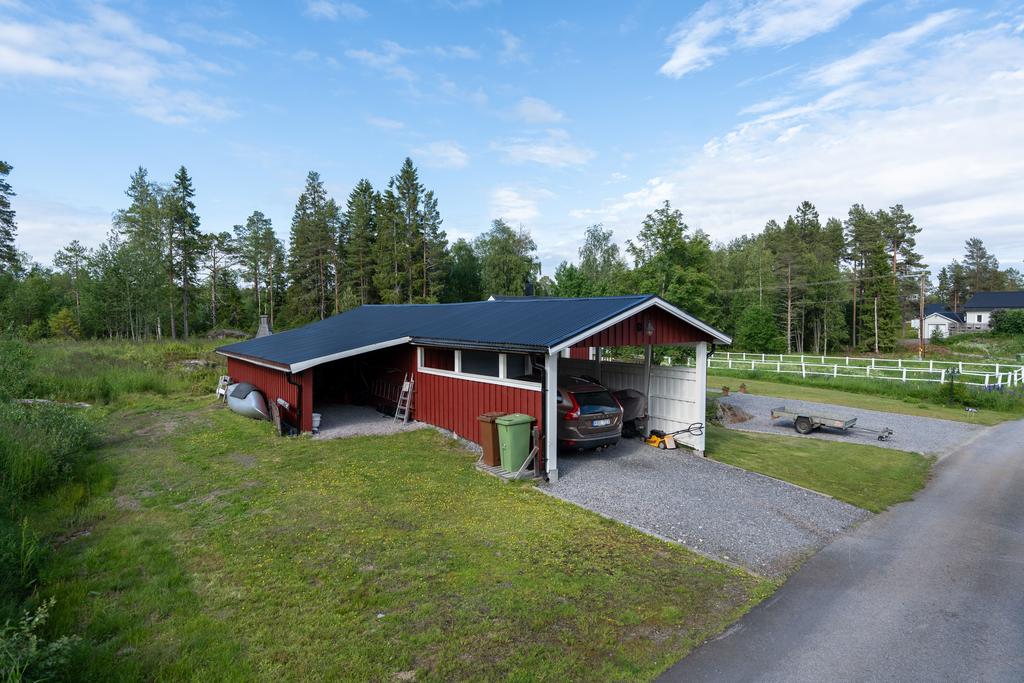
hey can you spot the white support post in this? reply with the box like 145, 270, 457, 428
544, 351, 559, 483
644, 344, 653, 406
694, 342, 708, 456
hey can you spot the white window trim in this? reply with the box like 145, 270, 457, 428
416, 347, 542, 392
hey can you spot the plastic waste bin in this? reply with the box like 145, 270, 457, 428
477, 412, 508, 467
496, 413, 535, 472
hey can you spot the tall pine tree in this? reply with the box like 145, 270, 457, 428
0, 161, 17, 272
286, 171, 337, 322
344, 179, 377, 305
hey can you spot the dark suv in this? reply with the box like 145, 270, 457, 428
557, 377, 623, 450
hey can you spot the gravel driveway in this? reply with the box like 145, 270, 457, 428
717, 393, 985, 455
544, 441, 868, 577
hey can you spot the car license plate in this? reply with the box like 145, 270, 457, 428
592, 418, 611, 427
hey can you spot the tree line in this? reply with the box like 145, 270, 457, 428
0, 158, 1020, 352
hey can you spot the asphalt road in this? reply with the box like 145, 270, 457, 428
660, 418, 1024, 683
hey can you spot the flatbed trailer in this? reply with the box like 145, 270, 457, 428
770, 406, 894, 441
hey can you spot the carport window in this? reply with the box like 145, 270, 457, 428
460, 350, 500, 377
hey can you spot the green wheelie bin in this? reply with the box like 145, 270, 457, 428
495, 413, 535, 471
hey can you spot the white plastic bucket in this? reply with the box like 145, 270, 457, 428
311, 412, 322, 433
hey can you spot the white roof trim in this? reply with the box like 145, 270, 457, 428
549, 297, 731, 354
288, 337, 412, 373
217, 350, 290, 372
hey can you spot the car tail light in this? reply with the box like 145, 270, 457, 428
564, 393, 580, 420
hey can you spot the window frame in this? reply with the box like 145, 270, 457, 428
416, 346, 542, 392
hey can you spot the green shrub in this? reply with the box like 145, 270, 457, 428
991, 309, 1024, 336
0, 403, 97, 500
0, 598, 79, 683
0, 341, 32, 402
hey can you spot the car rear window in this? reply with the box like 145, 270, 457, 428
575, 390, 618, 415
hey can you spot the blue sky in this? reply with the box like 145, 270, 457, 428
2, 0, 1023, 275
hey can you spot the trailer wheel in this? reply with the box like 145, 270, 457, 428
658, 440, 667, 449
794, 416, 814, 434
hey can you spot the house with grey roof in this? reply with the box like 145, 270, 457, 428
963, 291, 1024, 330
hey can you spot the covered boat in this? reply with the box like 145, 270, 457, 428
226, 382, 270, 420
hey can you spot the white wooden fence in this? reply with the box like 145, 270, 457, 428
561, 358, 705, 452
697, 351, 1024, 388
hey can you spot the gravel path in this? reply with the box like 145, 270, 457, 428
544, 442, 869, 577
312, 404, 427, 440
717, 393, 986, 455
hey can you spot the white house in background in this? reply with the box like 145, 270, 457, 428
909, 303, 964, 339
963, 291, 1024, 331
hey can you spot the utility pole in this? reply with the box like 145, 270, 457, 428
786, 265, 793, 354
851, 264, 858, 349
919, 273, 926, 359
874, 296, 880, 354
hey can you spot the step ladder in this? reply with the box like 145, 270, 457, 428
394, 374, 414, 424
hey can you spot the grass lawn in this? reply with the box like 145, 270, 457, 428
708, 374, 1015, 426
33, 397, 772, 682
706, 425, 933, 513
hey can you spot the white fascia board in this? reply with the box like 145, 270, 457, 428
288, 337, 412, 373
549, 297, 731, 353
417, 366, 543, 392
216, 351, 290, 372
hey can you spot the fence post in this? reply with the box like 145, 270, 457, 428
898, 359, 902, 369
802, 363, 806, 378
871, 358, 876, 368
728, 358, 733, 369
996, 363, 1000, 375
985, 374, 990, 387
866, 366, 871, 377
959, 361, 963, 373
761, 353, 765, 362
929, 360, 934, 371
846, 356, 849, 366
833, 364, 838, 377
751, 361, 755, 371
777, 362, 781, 372
902, 368, 907, 382
940, 369, 946, 383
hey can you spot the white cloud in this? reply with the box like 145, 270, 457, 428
809, 9, 962, 86
428, 44, 479, 59
492, 129, 594, 166
367, 116, 405, 130
304, 1, 368, 21
0, 5, 234, 124
661, 0, 867, 78
412, 140, 470, 168
585, 22, 1024, 266
490, 187, 554, 223
15, 196, 110, 265
345, 41, 415, 81
497, 29, 527, 63
514, 96, 564, 123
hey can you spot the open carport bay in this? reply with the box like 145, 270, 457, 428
543, 440, 869, 578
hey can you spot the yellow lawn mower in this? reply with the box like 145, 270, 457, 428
645, 422, 705, 449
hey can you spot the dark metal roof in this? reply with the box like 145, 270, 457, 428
964, 291, 1024, 310
218, 295, 728, 372
923, 303, 964, 323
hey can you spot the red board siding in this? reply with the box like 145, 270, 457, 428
226, 358, 314, 432
572, 306, 712, 348
413, 371, 544, 445
568, 347, 591, 360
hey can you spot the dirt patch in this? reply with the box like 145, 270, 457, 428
231, 453, 257, 467
53, 526, 93, 549
717, 401, 753, 424
116, 494, 141, 511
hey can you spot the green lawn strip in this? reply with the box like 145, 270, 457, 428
706, 425, 932, 513
708, 374, 1014, 426
40, 400, 773, 682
